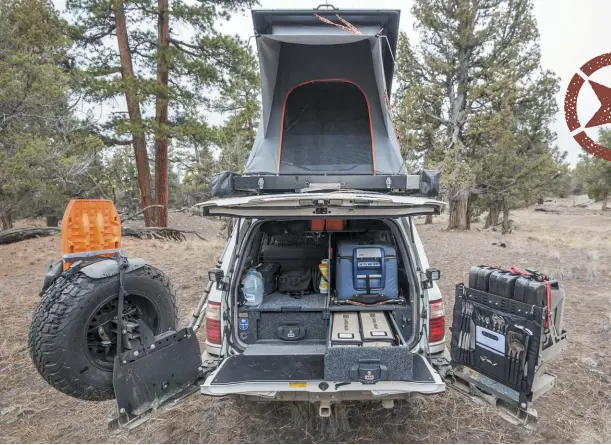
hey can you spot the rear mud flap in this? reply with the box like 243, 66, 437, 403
110, 328, 203, 429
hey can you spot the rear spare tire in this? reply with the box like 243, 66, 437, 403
28, 264, 177, 401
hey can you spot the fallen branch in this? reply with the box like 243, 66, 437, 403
121, 227, 206, 241
171, 229, 206, 241
534, 207, 561, 213
120, 205, 165, 223
169, 206, 201, 215
121, 227, 185, 241
0, 225, 205, 245
0, 227, 60, 244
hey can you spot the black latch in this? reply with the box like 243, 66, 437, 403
208, 269, 225, 290
422, 268, 441, 289
276, 324, 306, 341
349, 359, 388, 384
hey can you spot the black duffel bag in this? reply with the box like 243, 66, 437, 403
277, 268, 313, 297
209, 171, 235, 197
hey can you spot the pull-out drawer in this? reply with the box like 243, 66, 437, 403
238, 310, 327, 344
325, 311, 413, 383
324, 346, 415, 382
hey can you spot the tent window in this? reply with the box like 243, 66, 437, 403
279, 81, 374, 174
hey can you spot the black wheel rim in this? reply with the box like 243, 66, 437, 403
84, 293, 160, 372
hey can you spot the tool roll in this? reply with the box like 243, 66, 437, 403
451, 297, 543, 394
452, 265, 566, 398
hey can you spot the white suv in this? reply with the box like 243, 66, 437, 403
195, 191, 566, 424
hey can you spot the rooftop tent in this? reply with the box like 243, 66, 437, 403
245, 8, 406, 176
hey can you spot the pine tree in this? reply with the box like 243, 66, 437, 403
0, 0, 101, 229
67, 0, 256, 226
213, 44, 260, 173
394, 0, 549, 230
577, 130, 611, 210
474, 59, 561, 232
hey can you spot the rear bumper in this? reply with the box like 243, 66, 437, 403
201, 379, 445, 399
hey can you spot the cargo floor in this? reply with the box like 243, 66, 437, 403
211, 355, 325, 384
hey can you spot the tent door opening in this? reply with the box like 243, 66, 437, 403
279, 80, 374, 174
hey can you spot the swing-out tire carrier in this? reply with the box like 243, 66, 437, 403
110, 327, 203, 429
445, 367, 555, 426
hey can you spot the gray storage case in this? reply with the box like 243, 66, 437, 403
331, 312, 362, 346
359, 312, 394, 347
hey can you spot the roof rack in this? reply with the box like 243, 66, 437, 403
210, 170, 440, 198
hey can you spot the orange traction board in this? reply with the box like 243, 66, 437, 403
61, 199, 121, 269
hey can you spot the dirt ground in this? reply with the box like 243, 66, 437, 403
1, 206, 610, 443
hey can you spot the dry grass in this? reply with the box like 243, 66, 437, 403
1, 209, 611, 443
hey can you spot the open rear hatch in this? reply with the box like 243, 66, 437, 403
200, 192, 444, 218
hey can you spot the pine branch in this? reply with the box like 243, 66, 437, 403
80, 25, 116, 44
422, 109, 452, 126
169, 39, 199, 58
97, 134, 132, 146
168, 38, 235, 72
168, 37, 199, 51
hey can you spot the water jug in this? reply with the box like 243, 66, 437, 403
242, 268, 264, 306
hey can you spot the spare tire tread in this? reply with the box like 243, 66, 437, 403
29, 265, 177, 401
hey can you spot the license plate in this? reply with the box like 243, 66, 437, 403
288, 382, 307, 389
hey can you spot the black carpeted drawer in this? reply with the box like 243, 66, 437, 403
237, 310, 328, 344
324, 346, 414, 382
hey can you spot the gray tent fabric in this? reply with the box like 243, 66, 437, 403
280, 81, 373, 174
258, 38, 281, 134
245, 9, 406, 176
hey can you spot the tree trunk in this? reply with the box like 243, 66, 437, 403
447, 188, 470, 230
0, 227, 60, 244
0, 201, 12, 230
502, 200, 511, 234
114, 0, 154, 227
425, 215, 433, 224
602, 195, 609, 211
153, 0, 170, 227
484, 202, 501, 228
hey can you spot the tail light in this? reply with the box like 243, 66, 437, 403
205, 301, 222, 345
428, 300, 446, 343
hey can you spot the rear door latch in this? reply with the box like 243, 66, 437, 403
350, 359, 388, 384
